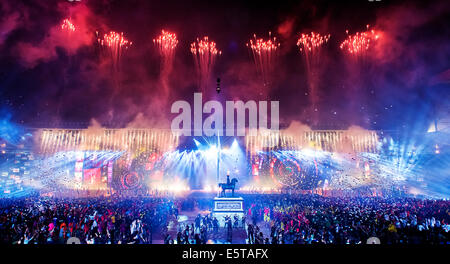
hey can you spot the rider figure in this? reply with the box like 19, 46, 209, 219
227, 175, 230, 185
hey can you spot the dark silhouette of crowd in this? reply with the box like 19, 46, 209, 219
243, 194, 450, 244
167, 214, 245, 244
0, 195, 178, 244
0, 193, 449, 244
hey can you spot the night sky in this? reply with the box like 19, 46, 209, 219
0, 0, 449, 131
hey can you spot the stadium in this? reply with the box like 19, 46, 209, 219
0, 0, 449, 246
2, 122, 448, 198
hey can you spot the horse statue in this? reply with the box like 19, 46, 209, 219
218, 178, 238, 197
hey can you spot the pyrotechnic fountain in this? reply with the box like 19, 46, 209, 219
97, 31, 132, 73
297, 32, 331, 126
153, 30, 178, 98
190, 36, 221, 95
246, 32, 280, 97
339, 25, 380, 126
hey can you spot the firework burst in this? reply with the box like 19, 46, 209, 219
153, 30, 178, 61
297, 32, 331, 124
340, 25, 379, 57
190, 36, 221, 93
340, 25, 380, 125
60, 18, 75, 32
153, 30, 178, 97
97, 31, 132, 72
246, 32, 280, 88
297, 32, 330, 54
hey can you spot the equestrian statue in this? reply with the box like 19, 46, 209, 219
218, 174, 238, 197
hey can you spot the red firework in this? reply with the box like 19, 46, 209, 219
340, 25, 379, 56
97, 31, 132, 71
60, 18, 75, 32
190, 36, 221, 92
246, 32, 280, 86
297, 32, 330, 53
297, 32, 331, 123
153, 30, 178, 97
153, 30, 178, 59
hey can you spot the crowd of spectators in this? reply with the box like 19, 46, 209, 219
0, 195, 178, 244
0, 193, 448, 244
243, 194, 450, 244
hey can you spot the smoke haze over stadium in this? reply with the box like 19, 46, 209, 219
0, 0, 448, 132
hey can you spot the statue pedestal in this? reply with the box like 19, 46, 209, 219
212, 196, 245, 226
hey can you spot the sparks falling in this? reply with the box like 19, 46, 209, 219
245, 130, 379, 155
190, 36, 221, 93
246, 32, 280, 88
339, 25, 380, 125
39, 129, 179, 156
297, 32, 331, 124
97, 31, 132, 72
154, 30, 178, 97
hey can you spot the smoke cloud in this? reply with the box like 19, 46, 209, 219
0, 0, 447, 132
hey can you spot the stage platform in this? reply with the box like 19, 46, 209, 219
212, 196, 245, 224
